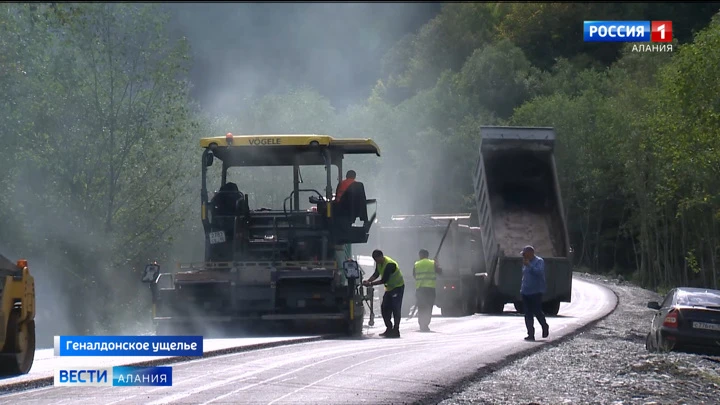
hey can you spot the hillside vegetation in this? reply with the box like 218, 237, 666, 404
1, 3, 718, 335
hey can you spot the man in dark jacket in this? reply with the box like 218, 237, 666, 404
335, 170, 356, 202
520, 245, 550, 341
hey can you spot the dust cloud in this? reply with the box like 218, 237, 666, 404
164, 2, 443, 256
164, 3, 441, 113
3, 166, 149, 348
145, 4, 443, 337
0, 3, 449, 345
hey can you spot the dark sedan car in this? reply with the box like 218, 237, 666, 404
645, 287, 720, 353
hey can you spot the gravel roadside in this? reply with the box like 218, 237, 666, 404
438, 273, 720, 405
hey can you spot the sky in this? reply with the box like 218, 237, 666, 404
164, 2, 441, 114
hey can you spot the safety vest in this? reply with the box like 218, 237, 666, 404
378, 256, 404, 291
336, 178, 355, 201
414, 258, 437, 289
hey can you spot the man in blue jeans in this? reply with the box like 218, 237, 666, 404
520, 245, 550, 341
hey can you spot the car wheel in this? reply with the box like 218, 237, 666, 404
645, 332, 653, 351
658, 335, 675, 352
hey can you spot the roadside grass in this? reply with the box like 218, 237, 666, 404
700, 369, 720, 386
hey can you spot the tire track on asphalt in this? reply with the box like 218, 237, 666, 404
139, 322, 517, 405
2, 278, 616, 405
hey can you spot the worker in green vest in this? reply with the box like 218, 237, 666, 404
363, 249, 405, 338
414, 249, 442, 332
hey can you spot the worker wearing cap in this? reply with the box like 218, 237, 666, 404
363, 249, 405, 338
413, 249, 442, 332
520, 245, 549, 341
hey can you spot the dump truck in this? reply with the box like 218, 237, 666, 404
375, 126, 572, 317
0, 254, 35, 375
142, 134, 380, 336
473, 126, 572, 315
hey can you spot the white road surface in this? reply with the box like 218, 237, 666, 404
0, 274, 617, 404
0, 337, 321, 387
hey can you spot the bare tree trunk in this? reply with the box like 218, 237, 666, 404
652, 220, 661, 288
663, 206, 671, 285
577, 202, 592, 268
628, 226, 638, 272
593, 199, 606, 271
639, 209, 650, 286
681, 213, 688, 285
701, 250, 707, 287
105, 10, 116, 234
613, 202, 626, 269
710, 209, 718, 289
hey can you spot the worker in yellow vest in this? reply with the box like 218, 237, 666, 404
363, 249, 405, 338
414, 249, 442, 332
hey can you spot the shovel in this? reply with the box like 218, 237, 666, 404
406, 218, 454, 320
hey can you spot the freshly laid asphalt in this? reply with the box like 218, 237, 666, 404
0, 276, 617, 404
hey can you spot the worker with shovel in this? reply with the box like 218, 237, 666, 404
413, 249, 442, 332
363, 249, 405, 338
408, 218, 455, 328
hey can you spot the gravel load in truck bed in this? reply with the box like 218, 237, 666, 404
438, 273, 720, 405
493, 210, 557, 257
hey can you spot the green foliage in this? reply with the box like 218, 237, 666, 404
339, 3, 720, 289
242, 87, 337, 135
455, 39, 531, 119
379, 3, 506, 104
507, 22, 720, 288
0, 3, 197, 334
3, 0, 720, 338
378, 2, 720, 106
206, 4, 720, 292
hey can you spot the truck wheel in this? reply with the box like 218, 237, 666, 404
491, 299, 505, 314
513, 302, 525, 314
0, 311, 36, 376
542, 300, 561, 316
462, 297, 474, 316
441, 306, 459, 317
482, 298, 505, 314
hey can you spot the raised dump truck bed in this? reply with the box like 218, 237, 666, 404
474, 126, 572, 315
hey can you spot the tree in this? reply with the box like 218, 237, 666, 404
378, 3, 506, 105
242, 87, 336, 134
4, 3, 198, 333
642, 18, 720, 288
454, 39, 532, 119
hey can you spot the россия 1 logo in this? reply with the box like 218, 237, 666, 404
583, 21, 673, 53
